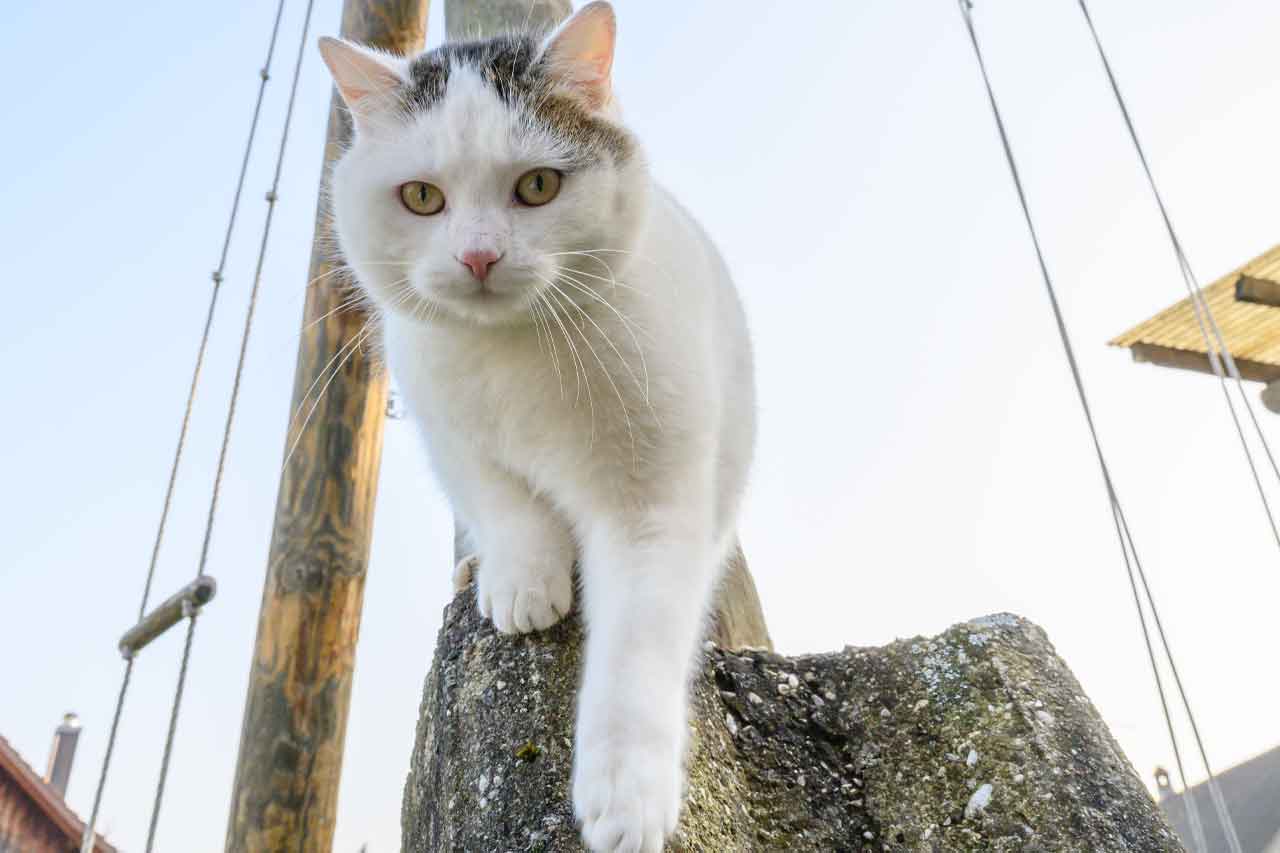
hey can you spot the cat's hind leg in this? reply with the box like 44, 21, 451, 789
452, 553, 478, 591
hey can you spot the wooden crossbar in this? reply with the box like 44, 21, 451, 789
118, 576, 217, 659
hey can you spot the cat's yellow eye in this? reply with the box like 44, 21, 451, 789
514, 168, 562, 206
400, 181, 445, 216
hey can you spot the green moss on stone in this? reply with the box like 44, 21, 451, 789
402, 593, 1184, 852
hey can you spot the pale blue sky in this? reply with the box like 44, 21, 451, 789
3, 2, 1280, 850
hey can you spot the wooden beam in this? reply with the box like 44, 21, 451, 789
223, 2, 431, 851
1235, 273, 1280, 308
445, 0, 571, 38
0, 736, 117, 853
1129, 342, 1280, 384
117, 576, 217, 659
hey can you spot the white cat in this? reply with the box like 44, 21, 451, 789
320, 4, 755, 850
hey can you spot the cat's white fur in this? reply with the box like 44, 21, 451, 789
321, 5, 754, 850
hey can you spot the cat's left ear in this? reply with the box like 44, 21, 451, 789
318, 37, 407, 130
539, 1, 616, 111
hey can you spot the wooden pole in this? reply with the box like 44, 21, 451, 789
224, 2, 430, 850
445, 0, 569, 38
444, 0, 772, 651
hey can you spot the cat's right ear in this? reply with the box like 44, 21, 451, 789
539, 2, 615, 111
318, 37, 407, 131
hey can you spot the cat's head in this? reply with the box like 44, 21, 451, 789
321, 2, 645, 327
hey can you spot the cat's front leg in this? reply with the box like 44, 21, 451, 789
431, 435, 575, 634
572, 505, 719, 853
473, 505, 575, 634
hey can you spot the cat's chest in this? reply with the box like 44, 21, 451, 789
387, 320, 612, 475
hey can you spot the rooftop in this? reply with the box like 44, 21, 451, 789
1157, 743, 1280, 853
0, 733, 117, 853
1110, 242, 1280, 382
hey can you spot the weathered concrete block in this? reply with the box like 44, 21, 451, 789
403, 590, 1183, 852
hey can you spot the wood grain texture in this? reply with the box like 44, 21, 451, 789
117, 576, 217, 658
1236, 274, 1280, 308
223, 2, 430, 851
0, 771, 84, 853
1111, 241, 1280, 371
445, 0, 571, 39
1130, 342, 1280, 384
0, 739, 118, 853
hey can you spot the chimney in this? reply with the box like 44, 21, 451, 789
45, 712, 81, 798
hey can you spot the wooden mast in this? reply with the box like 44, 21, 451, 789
224, 1, 430, 850
445, 0, 570, 36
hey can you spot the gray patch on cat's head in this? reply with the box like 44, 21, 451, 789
402, 33, 634, 168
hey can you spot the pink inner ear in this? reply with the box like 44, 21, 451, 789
319, 38, 403, 113
545, 4, 616, 108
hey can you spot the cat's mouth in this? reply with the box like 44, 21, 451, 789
463, 281, 502, 298
404, 273, 535, 325
449, 281, 522, 304
428, 269, 533, 305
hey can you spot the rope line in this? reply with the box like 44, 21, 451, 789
1118, 503, 1240, 851
78, 659, 133, 853
141, 0, 319, 847
144, 615, 197, 853
953, 3, 1238, 849
80, 2, 288, 849
195, 0, 317, 585
1075, 3, 1251, 846
1111, 504, 1207, 853
137, 0, 288, 627
1076, 0, 1280, 560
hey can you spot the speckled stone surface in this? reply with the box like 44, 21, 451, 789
402, 591, 1184, 852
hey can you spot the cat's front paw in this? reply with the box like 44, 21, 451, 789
573, 733, 682, 853
473, 552, 573, 634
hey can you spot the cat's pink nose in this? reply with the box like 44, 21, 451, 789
458, 249, 501, 281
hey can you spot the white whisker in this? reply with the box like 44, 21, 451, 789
554, 265, 655, 341
543, 281, 637, 465
538, 289, 594, 443
549, 272, 651, 405
282, 320, 375, 472
529, 294, 566, 399
302, 291, 369, 333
